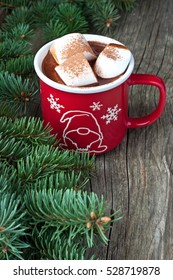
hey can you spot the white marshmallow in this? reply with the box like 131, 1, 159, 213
94, 43, 132, 78
55, 52, 98, 87
50, 33, 96, 64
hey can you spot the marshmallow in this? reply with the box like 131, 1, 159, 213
94, 43, 132, 78
55, 52, 98, 87
50, 33, 96, 64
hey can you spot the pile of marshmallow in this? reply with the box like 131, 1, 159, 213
50, 33, 132, 87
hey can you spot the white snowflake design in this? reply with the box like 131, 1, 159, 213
90, 101, 103, 111
101, 105, 122, 124
47, 94, 65, 113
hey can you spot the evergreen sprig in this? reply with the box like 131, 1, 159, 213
0, 193, 29, 260
114, 0, 137, 11
28, 171, 89, 192
25, 188, 119, 247
0, 72, 38, 116
17, 146, 92, 183
0, 116, 57, 146
85, 0, 120, 35
0, 38, 32, 59
0, 116, 94, 191
0, 162, 17, 194
0, 116, 98, 259
1, 6, 33, 31
0, 23, 34, 41
33, 227, 94, 260
0, 135, 28, 161
42, 2, 88, 42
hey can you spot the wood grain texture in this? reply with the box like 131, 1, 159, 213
88, 0, 173, 259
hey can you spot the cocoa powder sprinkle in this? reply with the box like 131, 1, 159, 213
103, 44, 122, 60
60, 36, 96, 62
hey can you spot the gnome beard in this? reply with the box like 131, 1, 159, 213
59, 111, 107, 153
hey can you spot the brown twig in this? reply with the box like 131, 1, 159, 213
0, 1, 16, 8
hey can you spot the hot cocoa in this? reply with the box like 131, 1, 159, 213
42, 33, 132, 87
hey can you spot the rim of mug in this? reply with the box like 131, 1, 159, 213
34, 34, 135, 94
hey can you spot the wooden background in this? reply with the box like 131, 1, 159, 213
1, 0, 173, 260
87, 0, 173, 259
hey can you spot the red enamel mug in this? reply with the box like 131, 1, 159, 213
34, 34, 166, 155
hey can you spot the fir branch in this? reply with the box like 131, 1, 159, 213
0, 71, 38, 116
25, 189, 120, 247
42, 2, 89, 41
29, 171, 89, 192
0, 38, 32, 59
56, 3, 88, 33
31, 0, 57, 28
84, 0, 101, 9
86, 0, 120, 36
43, 19, 69, 42
33, 227, 94, 260
0, 116, 57, 146
0, 23, 34, 41
1, 6, 33, 31
65, 0, 85, 6
0, 193, 29, 260
68, 151, 95, 174
0, 116, 94, 191
11, 23, 33, 41
0, 162, 17, 194
0, 55, 34, 76
17, 146, 94, 183
0, 134, 28, 161
114, 0, 137, 11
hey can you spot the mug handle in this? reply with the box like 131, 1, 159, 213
127, 73, 166, 128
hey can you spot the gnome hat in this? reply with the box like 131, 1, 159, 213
60, 110, 103, 137
60, 110, 107, 153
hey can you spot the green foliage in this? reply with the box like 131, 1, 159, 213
0, 162, 17, 194
85, 0, 120, 35
2, 6, 34, 31
32, 0, 58, 28
0, 38, 32, 59
0, 72, 38, 116
28, 171, 89, 192
0, 135, 28, 161
0, 193, 29, 260
56, 3, 88, 33
43, 19, 69, 42
0, 116, 101, 259
0, 0, 136, 260
32, 227, 94, 260
0, 55, 34, 76
114, 0, 137, 11
25, 189, 117, 246
0, 116, 57, 146
0, 23, 34, 41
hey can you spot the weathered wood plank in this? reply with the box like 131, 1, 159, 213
88, 0, 173, 259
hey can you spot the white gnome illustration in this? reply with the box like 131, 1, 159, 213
59, 110, 107, 153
